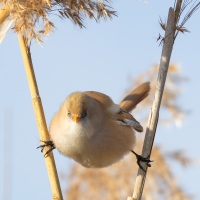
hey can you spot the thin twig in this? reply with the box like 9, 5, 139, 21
174, 0, 200, 39
174, 0, 182, 24
128, 7, 176, 200
18, 36, 63, 200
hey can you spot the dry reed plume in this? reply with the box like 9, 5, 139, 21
0, 0, 116, 42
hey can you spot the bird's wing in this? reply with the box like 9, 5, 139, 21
120, 82, 150, 112
85, 91, 144, 132
116, 110, 143, 132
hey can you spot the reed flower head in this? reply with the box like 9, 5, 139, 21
1, 0, 117, 42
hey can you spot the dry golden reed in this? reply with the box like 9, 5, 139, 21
1, 0, 116, 42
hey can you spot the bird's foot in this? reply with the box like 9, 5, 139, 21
37, 140, 55, 157
130, 150, 153, 172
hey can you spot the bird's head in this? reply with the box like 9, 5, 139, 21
63, 92, 100, 124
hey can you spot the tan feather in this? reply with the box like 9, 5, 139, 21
120, 82, 150, 112
84, 91, 114, 108
116, 110, 143, 132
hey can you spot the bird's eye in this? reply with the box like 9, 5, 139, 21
81, 111, 88, 118
67, 112, 71, 116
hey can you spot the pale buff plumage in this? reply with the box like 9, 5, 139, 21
49, 82, 150, 168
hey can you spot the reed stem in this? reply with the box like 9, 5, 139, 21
128, 7, 176, 200
18, 36, 63, 200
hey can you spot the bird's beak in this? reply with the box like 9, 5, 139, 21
73, 115, 81, 123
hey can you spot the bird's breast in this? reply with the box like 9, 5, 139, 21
66, 120, 95, 139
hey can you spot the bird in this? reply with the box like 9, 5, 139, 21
46, 82, 150, 168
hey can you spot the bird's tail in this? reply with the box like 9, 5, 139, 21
120, 82, 150, 112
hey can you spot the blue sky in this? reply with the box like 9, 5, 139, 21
0, 0, 200, 199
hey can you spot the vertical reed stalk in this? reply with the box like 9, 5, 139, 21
18, 36, 63, 200
127, 7, 176, 200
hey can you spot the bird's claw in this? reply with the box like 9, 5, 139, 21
131, 150, 153, 172
37, 140, 55, 157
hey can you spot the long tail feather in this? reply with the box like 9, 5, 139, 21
120, 82, 150, 112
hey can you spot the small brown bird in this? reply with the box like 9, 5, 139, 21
49, 82, 150, 168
